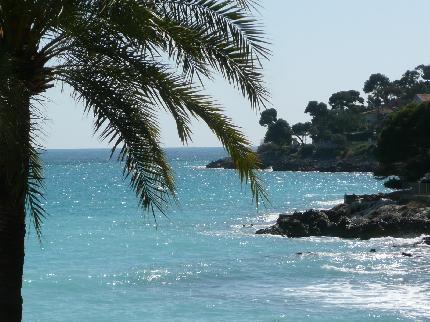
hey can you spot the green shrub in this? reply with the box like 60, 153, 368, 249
299, 144, 315, 157
314, 146, 341, 158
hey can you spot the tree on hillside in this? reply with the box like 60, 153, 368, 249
327, 110, 364, 134
305, 101, 328, 118
364, 67, 430, 108
398, 70, 420, 90
416, 64, 430, 81
259, 108, 277, 126
309, 109, 364, 143
363, 73, 391, 107
328, 90, 364, 111
0, 1, 269, 320
375, 102, 430, 182
292, 122, 312, 144
364, 73, 391, 94
264, 119, 292, 146
393, 70, 425, 103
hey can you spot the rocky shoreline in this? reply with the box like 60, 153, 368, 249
206, 156, 377, 172
206, 140, 379, 172
256, 193, 430, 239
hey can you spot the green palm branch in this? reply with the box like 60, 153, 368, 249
0, 1, 269, 318
2, 0, 270, 228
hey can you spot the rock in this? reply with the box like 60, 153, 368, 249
402, 252, 413, 257
256, 194, 430, 239
414, 237, 430, 246
369, 248, 377, 253
206, 157, 235, 169
422, 237, 430, 245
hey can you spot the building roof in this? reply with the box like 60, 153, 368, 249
415, 94, 430, 102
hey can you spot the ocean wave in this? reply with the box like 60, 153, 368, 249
103, 268, 171, 286
283, 282, 430, 320
322, 264, 377, 274
259, 212, 280, 223
190, 165, 208, 170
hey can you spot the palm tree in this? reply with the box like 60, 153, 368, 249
0, 0, 269, 320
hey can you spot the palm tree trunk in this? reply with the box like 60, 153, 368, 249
0, 94, 30, 321
0, 197, 26, 322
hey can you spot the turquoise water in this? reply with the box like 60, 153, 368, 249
23, 148, 430, 321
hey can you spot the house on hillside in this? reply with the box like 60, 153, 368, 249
414, 94, 430, 103
361, 106, 395, 127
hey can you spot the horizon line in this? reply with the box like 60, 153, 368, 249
43, 146, 235, 150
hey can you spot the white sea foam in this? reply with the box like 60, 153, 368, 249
321, 263, 407, 276
314, 199, 344, 208
283, 282, 430, 320
261, 213, 281, 223
190, 165, 208, 170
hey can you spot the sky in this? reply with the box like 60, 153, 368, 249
43, 0, 430, 149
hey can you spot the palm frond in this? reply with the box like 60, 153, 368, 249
54, 2, 270, 208
61, 64, 177, 213
26, 145, 46, 240
59, 48, 267, 206
154, 0, 270, 57
26, 98, 47, 239
123, 63, 268, 202
135, 0, 270, 106
1, 0, 270, 229
53, 0, 269, 108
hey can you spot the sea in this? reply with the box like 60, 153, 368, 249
23, 148, 430, 321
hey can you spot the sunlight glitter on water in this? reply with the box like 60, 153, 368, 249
22, 149, 428, 322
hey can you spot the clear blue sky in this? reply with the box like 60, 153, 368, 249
43, 0, 430, 149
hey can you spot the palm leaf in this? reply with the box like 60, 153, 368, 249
1, 0, 270, 233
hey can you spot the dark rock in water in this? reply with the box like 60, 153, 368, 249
402, 252, 413, 257
369, 248, 377, 253
206, 157, 235, 169
421, 237, 430, 245
295, 251, 314, 256
256, 194, 430, 239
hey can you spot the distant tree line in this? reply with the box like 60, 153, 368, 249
259, 64, 430, 149
364, 65, 430, 108
258, 64, 430, 185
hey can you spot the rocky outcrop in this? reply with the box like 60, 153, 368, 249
206, 156, 376, 172
206, 145, 378, 172
206, 157, 236, 169
256, 194, 430, 239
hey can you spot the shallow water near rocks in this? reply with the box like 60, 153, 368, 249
23, 148, 430, 321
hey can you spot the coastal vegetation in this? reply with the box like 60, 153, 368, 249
375, 102, 430, 186
254, 67, 430, 241
0, 1, 268, 320
208, 63, 430, 177
263, 64, 430, 163
208, 64, 430, 242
